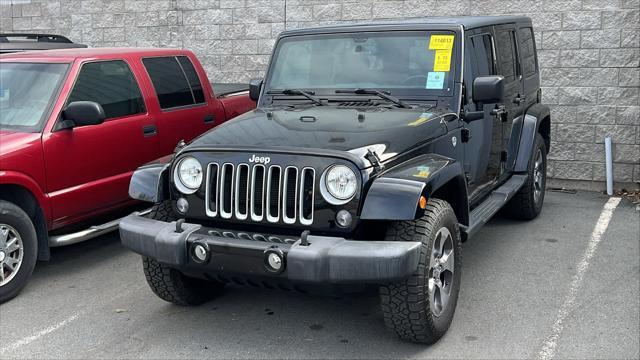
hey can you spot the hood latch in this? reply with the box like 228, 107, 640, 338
365, 149, 385, 174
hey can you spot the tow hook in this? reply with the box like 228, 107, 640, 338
300, 230, 311, 246
175, 219, 185, 233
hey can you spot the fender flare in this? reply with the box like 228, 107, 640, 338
360, 154, 468, 225
128, 155, 172, 203
514, 104, 550, 172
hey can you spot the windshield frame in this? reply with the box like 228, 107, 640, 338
0, 61, 71, 133
261, 27, 463, 107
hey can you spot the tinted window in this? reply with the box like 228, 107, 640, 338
470, 34, 495, 77
143, 56, 205, 109
518, 27, 537, 77
496, 30, 518, 82
67, 60, 144, 119
177, 56, 205, 104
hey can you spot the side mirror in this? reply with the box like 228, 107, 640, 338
472, 76, 505, 103
58, 101, 106, 130
249, 78, 263, 101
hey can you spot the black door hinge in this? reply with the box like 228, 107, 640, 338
491, 105, 508, 122
501, 150, 508, 162
461, 128, 471, 143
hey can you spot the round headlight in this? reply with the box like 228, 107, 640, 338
322, 165, 357, 204
174, 157, 203, 194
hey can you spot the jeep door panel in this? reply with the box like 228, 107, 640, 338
463, 28, 503, 203
494, 24, 525, 178
43, 58, 159, 228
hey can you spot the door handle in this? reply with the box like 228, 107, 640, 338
513, 95, 526, 105
204, 114, 215, 124
142, 124, 157, 137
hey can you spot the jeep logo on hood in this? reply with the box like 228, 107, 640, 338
249, 154, 271, 165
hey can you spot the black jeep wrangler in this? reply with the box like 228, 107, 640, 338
121, 15, 550, 344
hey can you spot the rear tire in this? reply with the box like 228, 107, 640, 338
0, 200, 38, 303
142, 201, 224, 305
506, 133, 547, 220
379, 198, 462, 344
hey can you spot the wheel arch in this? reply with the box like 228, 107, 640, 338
514, 104, 551, 172
0, 183, 50, 261
360, 154, 469, 228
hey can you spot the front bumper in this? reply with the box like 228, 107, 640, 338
119, 214, 421, 284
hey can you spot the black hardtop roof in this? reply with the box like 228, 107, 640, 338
280, 15, 532, 36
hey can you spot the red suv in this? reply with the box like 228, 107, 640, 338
0, 48, 255, 302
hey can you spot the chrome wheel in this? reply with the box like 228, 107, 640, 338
533, 149, 544, 204
0, 224, 24, 286
428, 227, 454, 316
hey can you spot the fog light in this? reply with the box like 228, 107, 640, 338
191, 242, 210, 264
264, 247, 286, 274
176, 197, 189, 214
335, 210, 352, 227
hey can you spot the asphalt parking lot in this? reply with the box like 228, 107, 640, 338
1, 190, 638, 359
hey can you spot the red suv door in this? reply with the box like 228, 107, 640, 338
140, 55, 221, 155
42, 58, 158, 228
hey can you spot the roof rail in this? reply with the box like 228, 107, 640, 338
0, 33, 74, 43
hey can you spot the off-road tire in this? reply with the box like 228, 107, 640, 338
506, 133, 547, 220
142, 256, 222, 305
142, 201, 223, 305
147, 200, 177, 222
379, 199, 462, 344
0, 200, 38, 303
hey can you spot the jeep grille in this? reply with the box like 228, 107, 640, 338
205, 162, 315, 225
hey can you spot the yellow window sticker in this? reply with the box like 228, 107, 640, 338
433, 49, 452, 72
429, 35, 454, 50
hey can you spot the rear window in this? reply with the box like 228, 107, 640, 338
496, 29, 518, 83
143, 56, 205, 110
518, 27, 537, 77
67, 60, 145, 120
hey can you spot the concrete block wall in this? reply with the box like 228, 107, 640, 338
1, 0, 638, 189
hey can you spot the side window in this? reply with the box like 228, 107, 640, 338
496, 30, 518, 82
470, 34, 495, 77
142, 56, 205, 110
518, 27, 537, 77
177, 56, 205, 104
67, 60, 145, 119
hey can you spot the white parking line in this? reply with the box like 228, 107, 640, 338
537, 197, 622, 360
0, 313, 79, 354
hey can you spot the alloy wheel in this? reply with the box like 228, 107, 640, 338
533, 149, 544, 204
0, 224, 24, 286
427, 227, 455, 316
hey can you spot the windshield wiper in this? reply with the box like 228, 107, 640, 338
267, 89, 324, 106
335, 88, 412, 109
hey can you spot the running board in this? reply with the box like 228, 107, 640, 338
49, 208, 151, 247
461, 174, 527, 239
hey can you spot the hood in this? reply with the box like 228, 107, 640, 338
188, 106, 451, 165
0, 130, 41, 158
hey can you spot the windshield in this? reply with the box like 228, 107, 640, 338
0, 62, 69, 132
266, 31, 457, 96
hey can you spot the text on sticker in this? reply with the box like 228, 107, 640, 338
434, 50, 452, 72
429, 35, 455, 50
